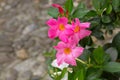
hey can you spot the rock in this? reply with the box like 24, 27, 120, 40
0, 53, 14, 64
22, 24, 38, 35
17, 71, 32, 80
0, 40, 12, 46
16, 49, 29, 60
24, 38, 35, 49
14, 58, 37, 72
6, 69, 18, 80
32, 63, 46, 77
36, 54, 45, 63
4, 5, 11, 10
0, 46, 13, 52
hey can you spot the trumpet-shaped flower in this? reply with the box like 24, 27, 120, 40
47, 17, 73, 42
54, 40, 84, 66
71, 18, 91, 44
52, 4, 64, 15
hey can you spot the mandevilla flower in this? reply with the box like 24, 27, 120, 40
47, 17, 73, 42
52, 4, 64, 16
54, 40, 84, 66
71, 18, 91, 44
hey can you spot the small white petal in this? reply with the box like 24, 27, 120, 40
51, 59, 69, 70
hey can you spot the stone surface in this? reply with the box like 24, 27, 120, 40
0, 0, 119, 80
16, 49, 29, 60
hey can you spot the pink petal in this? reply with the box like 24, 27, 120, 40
58, 17, 68, 25
75, 18, 81, 25
64, 24, 74, 36
59, 33, 69, 43
47, 18, 57, 29
70, 33, 80, 44
79, 29, 91, 40
64, 55, 76, 66
80, 22, 91, 28
56, 51, 65, 65
54, 41, 66, 50
72, 47, 84, 58
48, 28, 57, 39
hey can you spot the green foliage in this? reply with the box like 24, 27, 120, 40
47, 0, 120, 80
103, 62, 120, 72
64, 0, 73, 13
48, 7, 59, 18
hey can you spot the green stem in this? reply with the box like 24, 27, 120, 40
76, 58, 87, 65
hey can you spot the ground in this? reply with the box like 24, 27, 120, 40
0, 0, 119, 80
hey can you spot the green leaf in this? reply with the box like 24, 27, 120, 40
86, 68, 102, 80
92, 46, 105, 64
59, 68, 67, 79
48, 7, 59, 18
85, 10, 97, 18
64, 0, 73, 13
112, 0, 120, 12
77, 2, 86, 9
102, 15, 111, 23
106, 4, 112, 14
112, 32, 120, 58
92, 0, 100, 10
92, 30, 104, 40
74, 68, 85, 80
72, 8, 89, 18
103, 62, 120, 72
79, 36, 93, 47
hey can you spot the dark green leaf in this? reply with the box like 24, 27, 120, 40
92, 0, 100, 10
112, 0, 120, 12
103, 62, 120, 72
86, 68, 102, 80
102, 15, 111, 23
112, 32, 120, 58
92, 46, 105, 64
64, 0, 73, 13
48, 7, 59, 18
85, 10, 97, 18
92, 30, 104, 40
79, 36, 93, 47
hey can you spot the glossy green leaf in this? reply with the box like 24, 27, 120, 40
64, 0, 73, 13
72, 8, 89, 18
86, 68, 102, 80
92, 0, 100, 10
103, 62, 120, 72
112, 32, 120, 58
106, 4, 112, 14
48, 7, 59, 18
92, 46, 105, 64
112, 0, 120, 12
102, 15, 111, 23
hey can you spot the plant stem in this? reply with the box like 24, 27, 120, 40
76, 58, 87, 65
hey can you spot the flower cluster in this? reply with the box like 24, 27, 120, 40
46, 4, 91, 66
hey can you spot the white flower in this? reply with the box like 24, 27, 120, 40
51, 59, 69, 70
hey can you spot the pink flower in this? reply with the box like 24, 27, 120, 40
54, 40, 84, 66
52, 4, 64, 15
47, 17, 73, 42
71, 18, 91, 44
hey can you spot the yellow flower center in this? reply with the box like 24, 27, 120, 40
64, 48, 71, 55
74, 25, 80, 33
59, 24, 65, 31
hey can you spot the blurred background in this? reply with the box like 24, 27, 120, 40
0, 0, 119, 80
